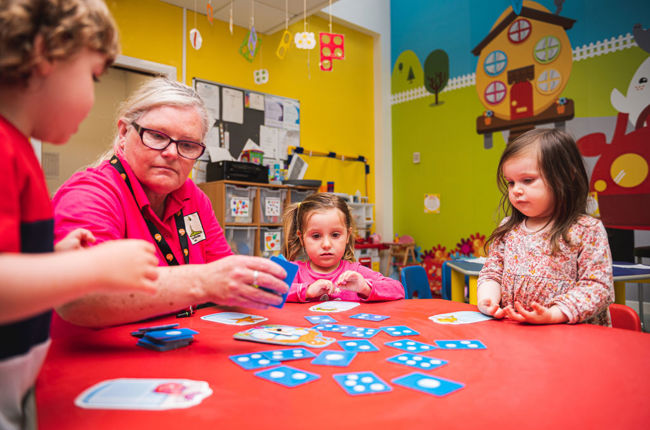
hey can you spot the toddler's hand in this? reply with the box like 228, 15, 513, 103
503, 301, 568, 324
335, 271, 370, 299
477, 298, 505, 319
89, 239, 159, 294
55, 228, 96, 252
306, 279, 336, 300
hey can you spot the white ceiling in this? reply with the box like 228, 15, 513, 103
160, 0, 340, 35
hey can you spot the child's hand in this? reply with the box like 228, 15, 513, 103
55, 228, 96, 252
503, 301, 568, 324
335, 271, 371, 299
477, 298, 505, 319
306, 279, 336, 300
88, 239, 159, 294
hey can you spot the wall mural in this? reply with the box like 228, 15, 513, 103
473, 1, 575, 147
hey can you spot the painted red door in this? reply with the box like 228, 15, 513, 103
510, 81, 533, 120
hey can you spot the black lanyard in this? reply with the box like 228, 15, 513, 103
110, 155, 189, 265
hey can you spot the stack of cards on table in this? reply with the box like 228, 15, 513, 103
131, 323, 198, 351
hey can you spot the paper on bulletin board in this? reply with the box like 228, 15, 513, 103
196, 81, 220, 121
260, 125, 279, 160
279, 130, 299, 161
424, 194, 440, 213
282, 99, 300, 131
222, 87, 244, 124
245, 91, 265, 110
264, 96, 284, 128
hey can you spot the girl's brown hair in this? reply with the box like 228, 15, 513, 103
486, 128, 589, 254
282, 192, 357, 262
0, 0, 119, 86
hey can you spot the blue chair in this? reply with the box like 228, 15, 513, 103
400, 265, 433, 299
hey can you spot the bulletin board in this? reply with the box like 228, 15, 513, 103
192, 78, 300, 162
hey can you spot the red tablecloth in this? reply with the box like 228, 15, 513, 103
36, 300, 650, 429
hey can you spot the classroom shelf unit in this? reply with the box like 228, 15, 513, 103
198, 180, 318, 257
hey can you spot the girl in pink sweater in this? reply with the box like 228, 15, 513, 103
283, 193, 404, 302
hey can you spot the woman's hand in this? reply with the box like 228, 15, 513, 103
477, 297, 506, 319
306, 279, 337, 300
503, 301, 569, 324
55, 228, 96, 252
336, 271, 371, 299
199, 255, 289, 309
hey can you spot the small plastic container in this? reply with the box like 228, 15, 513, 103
225, 184, 256, 223
259, 188, 286, 224
225, 227, 256, 256
290, 189, 314, 204
260, 227, 283, 257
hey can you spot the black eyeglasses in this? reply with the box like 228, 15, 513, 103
131, 122, 206, 160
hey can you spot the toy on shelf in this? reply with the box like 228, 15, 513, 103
240, 150, 264, 165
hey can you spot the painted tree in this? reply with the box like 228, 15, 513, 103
424, 49, 449, 105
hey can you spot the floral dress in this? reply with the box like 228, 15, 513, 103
478, 216, 614, 326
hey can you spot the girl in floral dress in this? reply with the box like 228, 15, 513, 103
477, 129, 614, 326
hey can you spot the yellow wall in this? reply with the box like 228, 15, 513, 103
106, 0, 375, 203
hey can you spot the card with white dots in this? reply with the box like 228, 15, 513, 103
392, 372, 464, 397
304, 315, 337, 324
342, 327, 380, 338
384, 339, 436, 353
338, 339, 379, 352
386, 353, 447, 371
311, 350, 357, 367
312, 323, 356, 333
229, 352, 281, 370
260, 348, 316, 362
254, 365, 320, 388
435, 339, 486, 349
333, 371, 392, 396
380, 325, 420, 337
349, 313, 390, 322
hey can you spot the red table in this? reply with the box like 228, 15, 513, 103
36, 300, 650, 429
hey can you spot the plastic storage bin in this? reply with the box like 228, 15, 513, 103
225, 184, 256, 223
260, 227, 283, 257
225, 227, 256, 256
259, 188, 286, 224
290, 189, 314, 204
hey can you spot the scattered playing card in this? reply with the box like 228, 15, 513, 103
255, 365, 320, 388
131, 323, 179, 338
333, 372, 392, 396
381, 326, 420, 336
260, 348, 316, 361
342, 327, 380, 338
349, 313, 390, 322
392, 372, 464, 397
234, 325, 336, 348
229, 352, 280, 370
386, 353, 447, 371
144, 328, 198, 342
338, 339, 379, 352
264, 255, 299, 308
311, 350, 357, 367
201, 312, 268, 325
435, 340, 487, 349
384, 339, 437, 353
429, 311, 493, 325
309, 301, 360, 313
304, 315, 337, 324
311, 323, 355, 333
75, 378, 212, 410
137, 336, 193, 352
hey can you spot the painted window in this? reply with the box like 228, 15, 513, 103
534, 36, 561, 63
536, 69, 562, 94
485, 81, 507, 104
484, 50, 508, 76
508, 19, 531, 43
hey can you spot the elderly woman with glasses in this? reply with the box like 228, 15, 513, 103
52, 78, 287, 327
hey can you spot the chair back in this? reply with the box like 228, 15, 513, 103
400, 265, 433, 299
609, 304, 642, 331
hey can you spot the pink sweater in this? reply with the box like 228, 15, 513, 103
287, 260, 405, 302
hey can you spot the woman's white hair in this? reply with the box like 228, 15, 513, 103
95, 77, 209, 164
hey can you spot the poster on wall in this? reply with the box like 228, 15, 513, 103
196, 81, 220, 121
282, 99, 300, 131
222, 87, 244, 124
264, 96, 284, 128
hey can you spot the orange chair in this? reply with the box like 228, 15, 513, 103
609, 304, 642, 331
